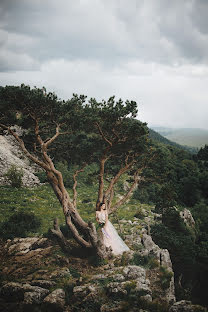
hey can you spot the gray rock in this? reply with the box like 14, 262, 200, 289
180, 209, 195, 228
0, 282, 24, 302
43, 289, 65, 312
30, 280, 56, 289
0, 133, 40, 187
135, 278, 151, 294
6, 237, 50, 256
101, 301, 126, 312
91, 274, 107, 280
160, 249, 173, 269
123, 265, 146, 280
49, 267, 71, 279
23, 287, 49, 304
113, 274, 125, 282
73, 284, 97, 299
140, 294, 152, 302
0, 282, 49, 304
141, 234, 161, 258
169, 300, 207, 312
107, 282, 128, 296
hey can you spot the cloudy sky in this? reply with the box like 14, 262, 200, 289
0, 0, 208, 129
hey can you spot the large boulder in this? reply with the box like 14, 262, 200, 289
0, 282, 49, 304
5, 237, 50, 255
42, 289, 66, 312
169, 300, 207, 312
0, 133, 40, 187
180, 209, 195, 228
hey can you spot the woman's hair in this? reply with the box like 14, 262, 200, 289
96, 202, 106, 211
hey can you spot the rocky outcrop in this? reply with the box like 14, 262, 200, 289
180, 208, 195, 228
0, 282, 49, 305
5, 237, 50, 256
2, 217, 205, 312
0, 132, 40, 187
169, 300, 207, 312
43, 289, 66, 311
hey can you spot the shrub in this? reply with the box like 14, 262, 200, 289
130, 253, 149, 266
4, 165, 24, 188
35, 170, 48, 183
0, 211, 41, 239
158, 266, 173, 290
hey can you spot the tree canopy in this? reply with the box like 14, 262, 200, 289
0, 84, 151, 258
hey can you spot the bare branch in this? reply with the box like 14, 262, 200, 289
104, 158, 135, 199
45, 124, 61, 148
65, 214, 91, 248
33, 119, 66, 193
97, 157, 106, 207
95, 122, 112, 147
73, 164, 87, 207
109, 170, 141, 214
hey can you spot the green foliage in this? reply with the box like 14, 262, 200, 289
197, 144, 208, 161
130, 253, 149, 266
0, 185, 63, 235
0, 211, 41, 239
4, 165, 24, 188
55, 162, 98, 188
35, 170, 47, 183
149, 128, 198, 154
69, 267, 81, 278
162, 207, 188, 233
130, 253, 159, 269
88, 255, 109, 267
124, 280, 137, 294
63, 281, 76, 304
155, 185, 177, 213
158, 266, 173, 290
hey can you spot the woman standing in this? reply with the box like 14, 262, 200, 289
96, 202, 130, 256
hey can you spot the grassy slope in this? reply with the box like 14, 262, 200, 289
0, 184, 153, 237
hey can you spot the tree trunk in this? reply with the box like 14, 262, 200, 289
48, 175, 111, 258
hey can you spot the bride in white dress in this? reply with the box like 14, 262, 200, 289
96, 202, 130, 256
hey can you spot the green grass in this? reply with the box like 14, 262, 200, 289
0, 185, 63, 235
0, 183, 154, 237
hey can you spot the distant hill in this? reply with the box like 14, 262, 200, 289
151, 127, 208, 149
148, 128, 198, 154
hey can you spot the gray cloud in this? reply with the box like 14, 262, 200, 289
1, 0, 208, 66
0, 0, 208, 129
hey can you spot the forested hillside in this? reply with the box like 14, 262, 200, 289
149, 128, 198, 154
0, 85, 208, 310
152, 127, 208, 149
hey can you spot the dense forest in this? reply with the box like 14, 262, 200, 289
0, 85, 208, 308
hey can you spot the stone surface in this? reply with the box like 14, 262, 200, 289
123, 265, 146, 280
73, 284, 97, 299
43, 289, 66, 311
6, 237, 50, 256
180, 208, 195, 228
30, 280, 56, 289
0, 282, 49, 304
0, 132, 40, 187
23, 286, 49, 305
169, 300, 207, 312
0, 282, 24, 302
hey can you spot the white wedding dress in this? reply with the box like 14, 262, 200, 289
96, 210, 130, 256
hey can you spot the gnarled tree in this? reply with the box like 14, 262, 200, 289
0, 85, 153, 259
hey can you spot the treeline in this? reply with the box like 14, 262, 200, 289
133, 143, 208, 306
